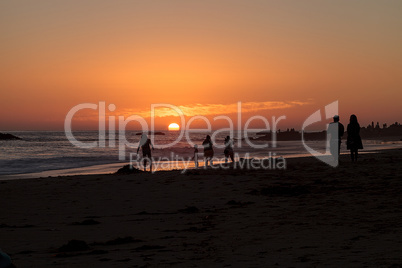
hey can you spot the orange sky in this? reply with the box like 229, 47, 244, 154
1, 1, 401, 131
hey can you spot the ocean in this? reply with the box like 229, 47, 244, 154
0, 131, 399, 177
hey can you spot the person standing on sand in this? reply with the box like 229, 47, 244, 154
347, 114, 363, 162
137, 133, 154, 172
202, 135, 214, 167
327, 115, 344, 159
224, 136, 234, 163
192, 145, 199, 169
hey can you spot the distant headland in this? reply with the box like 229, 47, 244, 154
254, 121, 402, 141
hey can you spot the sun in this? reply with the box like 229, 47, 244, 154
168, 123, 180, 131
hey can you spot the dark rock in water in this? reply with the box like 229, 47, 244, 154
115, 165, 143, 174
0, 133, 21, 140
58, 240, 89, 252
135, 131, 165, 135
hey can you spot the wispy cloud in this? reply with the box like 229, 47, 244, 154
122, 100, 311, 118
70, 100, 312, 121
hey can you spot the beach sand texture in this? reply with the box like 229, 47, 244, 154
1, 149, 401, 267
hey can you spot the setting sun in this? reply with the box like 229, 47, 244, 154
168, 123, 180, 131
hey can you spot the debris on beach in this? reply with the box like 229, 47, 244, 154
115, 165, 143, 175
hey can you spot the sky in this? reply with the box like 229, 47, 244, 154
1, 0, 401, 131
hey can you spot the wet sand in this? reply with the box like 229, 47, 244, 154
0, 149, 401, 267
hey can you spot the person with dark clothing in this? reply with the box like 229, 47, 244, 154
327, 115, 344, 159
192, 145, 199, 169
224, 136, 234, 163
137, 133, 154, 171
202, 135, 214, 167
347, 114, 363, 162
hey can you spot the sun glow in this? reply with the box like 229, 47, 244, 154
168, 123, 180, 131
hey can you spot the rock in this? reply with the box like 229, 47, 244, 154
115, 165, 143, 175
0, 133, 21, 140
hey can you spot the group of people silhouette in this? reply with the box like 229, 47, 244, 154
328, 114, 363, 162
136, 115, 363, 172
136, 133, 235, 171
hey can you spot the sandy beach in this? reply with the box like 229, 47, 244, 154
1, 149, 401, 267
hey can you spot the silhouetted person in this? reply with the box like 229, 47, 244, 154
202, 135, 214, 167
224, 136, 234, 163
192, 145, 199, 169
327, 115, 344, 159
137, 133, 154, 171
347, 114, 363, 162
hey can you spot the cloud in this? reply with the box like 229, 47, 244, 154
69, 100, 312, 121
123, 100, 312, 118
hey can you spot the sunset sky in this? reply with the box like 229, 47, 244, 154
1, 0, 401, 131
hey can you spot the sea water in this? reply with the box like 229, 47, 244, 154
0, 131, 400, 176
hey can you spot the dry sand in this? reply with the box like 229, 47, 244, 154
0, 149, 401, 267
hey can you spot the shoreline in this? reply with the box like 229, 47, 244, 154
1, 143, 401, 180
1, 138, 400, 179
